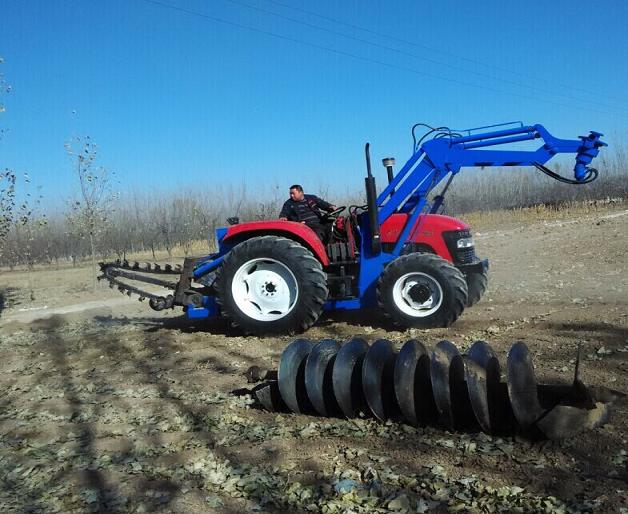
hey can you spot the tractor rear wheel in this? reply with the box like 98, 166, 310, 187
377, 253, 468, 328
215, 236, 328, 336
465, 268, 488, 307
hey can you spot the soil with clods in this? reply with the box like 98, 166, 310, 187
1, 205, 627, 513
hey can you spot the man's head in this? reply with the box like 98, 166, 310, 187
289, 184, 305, 202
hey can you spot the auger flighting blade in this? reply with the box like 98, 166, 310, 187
332, 337, 369, 418
362, 339, 399, 422
465, 340, 502, 434
430, 341, 468, 430
394, 339, 436, 427
532, 343, 610, 440
506, 341, 544, 432
278, 339, 315, 414
254, 380, 287, 412
305, 339, 341, 417
535, 402, 611, 440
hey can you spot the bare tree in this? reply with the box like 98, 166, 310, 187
12, 174, 46, 299
0, 56, 11, 142
0, 57, 16, 261
65, 135, 117, 291
0, 169, 16, 249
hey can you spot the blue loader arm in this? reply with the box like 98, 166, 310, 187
377, 122, 607, 219
373, 122, 606, 256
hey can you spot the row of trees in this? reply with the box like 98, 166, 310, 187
2, 148, 626, 273
0, 183, 328, 269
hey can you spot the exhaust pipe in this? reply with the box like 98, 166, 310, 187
382, 157, 395, 186
364, 143, 381, 255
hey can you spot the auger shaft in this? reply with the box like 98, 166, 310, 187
252, 338, 613, 440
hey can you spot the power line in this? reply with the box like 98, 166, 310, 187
136, 0, 626, 120
262, 0, 627, 106
224, 0, 627, 114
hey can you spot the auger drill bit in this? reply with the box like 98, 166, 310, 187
250, 337, 617, 440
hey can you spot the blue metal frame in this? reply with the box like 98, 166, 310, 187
189, 123, 606, 319
326, 123, 605, 311
192, 254, 225, 279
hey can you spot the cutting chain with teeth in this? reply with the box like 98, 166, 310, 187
98, 260, 183, 309
250, 338, 616, 440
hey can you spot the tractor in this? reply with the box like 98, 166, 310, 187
100, 122, 605, 335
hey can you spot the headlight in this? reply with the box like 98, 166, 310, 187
456, 237, 474, 249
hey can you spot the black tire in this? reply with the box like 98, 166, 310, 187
215, 236, 328, 336
465, 268, 488, 307
377, 253, 468, 329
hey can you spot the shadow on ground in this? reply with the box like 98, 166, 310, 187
91, 307, 400, 338
1, 314, 626, 512
0, 286, 20, 318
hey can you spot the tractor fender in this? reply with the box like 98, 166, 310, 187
380, 214, 470, 262
221, 220, 330, 266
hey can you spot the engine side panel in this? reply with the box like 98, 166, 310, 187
379, 214, 470, 262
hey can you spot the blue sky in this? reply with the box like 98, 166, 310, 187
1, 0, 627, 208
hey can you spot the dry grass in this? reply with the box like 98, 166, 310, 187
459, 198, 627, 232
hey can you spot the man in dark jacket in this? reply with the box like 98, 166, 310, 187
278, 184, 336, 241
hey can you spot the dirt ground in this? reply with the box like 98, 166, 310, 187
1, 204, 627, 513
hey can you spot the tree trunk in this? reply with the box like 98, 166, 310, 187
27, 261, 35, 301
89, 232, 96, 292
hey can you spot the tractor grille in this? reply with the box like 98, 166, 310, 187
455, 246, 476, 264
443, 229, 477, 264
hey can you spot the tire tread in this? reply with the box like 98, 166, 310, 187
215, 236, 328, 335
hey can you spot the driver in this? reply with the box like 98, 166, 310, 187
278, 184, 337, 242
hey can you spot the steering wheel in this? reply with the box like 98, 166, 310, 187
322, 206, 346, 221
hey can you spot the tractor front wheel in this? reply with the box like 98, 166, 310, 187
377, 253, 468, 328
215, 236, 328, 336
465, 268, 488, 307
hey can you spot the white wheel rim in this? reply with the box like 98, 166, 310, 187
391, 272, 443, 318
231, 258, 299, 321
